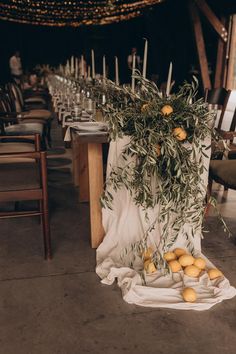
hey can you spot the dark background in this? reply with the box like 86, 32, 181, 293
0, 0, 235, 88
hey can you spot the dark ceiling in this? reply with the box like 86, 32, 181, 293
0, 0, 235, 87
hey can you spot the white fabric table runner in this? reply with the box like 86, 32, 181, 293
96, 136, 236, 310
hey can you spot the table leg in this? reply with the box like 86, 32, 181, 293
78, 144, 89, 202
71, 137, 80, 187
87, 143, 105, 248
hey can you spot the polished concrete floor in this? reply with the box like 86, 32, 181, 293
0, 123, 236, 354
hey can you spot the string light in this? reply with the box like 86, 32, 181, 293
0, 0, 165, 27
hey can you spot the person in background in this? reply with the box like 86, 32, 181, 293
9, 50, 23, 84
127, 47, 141, 71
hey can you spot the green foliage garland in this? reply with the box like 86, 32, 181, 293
101, 75, 214, 268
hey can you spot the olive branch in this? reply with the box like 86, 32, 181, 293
99, 75, 215, 269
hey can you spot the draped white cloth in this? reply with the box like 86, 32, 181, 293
96, 136, 236, 310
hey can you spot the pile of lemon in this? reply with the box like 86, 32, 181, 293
142, 247, 223, 303
164, 248, 223, 302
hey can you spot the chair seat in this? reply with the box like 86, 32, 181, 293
0, 142, 35, 153
25, 103, 48, 110
210, 160, 236, 189
22, 109, 51, 120
25, 96, 46, 105
0, 142, 35, 163
21, 118, 47, 125
0, 162, 40, 191
5, 123, 43, 136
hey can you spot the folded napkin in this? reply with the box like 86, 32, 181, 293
74, 121, 108, 132
64, 121, 108, 142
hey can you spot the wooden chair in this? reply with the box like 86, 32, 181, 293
205, 88, 236, 159
206, 130, 236, 216
205, 89, 236, 211
0, 92, 47, 148
7, 82, 48, 110
0, 135, 52, 259
216, 91, 236, 160
209, 159, 236, 192
205, 88, 231, 130
5, 84, 53, 147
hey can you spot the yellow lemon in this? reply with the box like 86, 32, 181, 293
141, 103, 149, 113
178, 254, 194, 267
146, 262, 157, 274
174, 248, 187, 258
208, 268, 223, 280
168, 260, 182, 273
144, 259, 151, 269
144, 260, 157, 274
164, 252, 177, 262
156, 144, 161, 157
142, 247, 153, 261
173, 127, 187, 141
161, 105, 173, 116
184, 265, 201, 278
182, 287, 197, 302
193, 257, 206, 270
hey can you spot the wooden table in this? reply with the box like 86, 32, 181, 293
71, 129, 108, 248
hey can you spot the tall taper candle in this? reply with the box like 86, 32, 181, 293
142, 38, 148, 79
71, 55, 74, 74
115, 56, 119, 85
81, 55, 84, 76
75, 58, 78, 79
131, 54, 136, 93
91, 49, 95, 79
66, 60, 70, 75
166, 62, 172, 96
103, 55, 106, 80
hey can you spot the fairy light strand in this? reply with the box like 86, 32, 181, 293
0, 0, 164, 26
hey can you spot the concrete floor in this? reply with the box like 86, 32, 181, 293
0, 123, 236, 354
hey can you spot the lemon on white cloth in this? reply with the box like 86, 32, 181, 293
144, 260, 157, 274
178, 254, 194, 267
184, 265, 201, 278
168, 260, 182, 272
194, 257, 206, 270
182, 288, 197, 302
208, 268, 223, 280
142, 247, 153, 261
164, 252, 177, 262
173, 248, 186, 258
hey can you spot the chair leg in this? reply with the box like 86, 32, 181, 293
39, 200, 43, 224
40, 151, 52, 259
42, 198, 52, 260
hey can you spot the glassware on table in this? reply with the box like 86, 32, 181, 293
84, 98, 96, 120
72, 104, 82, 122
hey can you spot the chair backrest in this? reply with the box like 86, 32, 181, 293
6, 83, 24, 113
218, 90, 236, 131
0, 92, 13, 114
205, 88, 229, 106
205, 88, 236, 133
